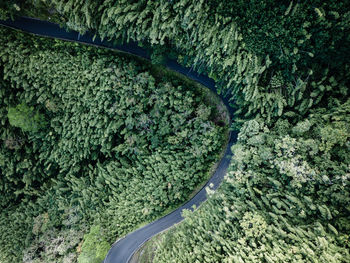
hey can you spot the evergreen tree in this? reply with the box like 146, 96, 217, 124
7, 103, 46, 132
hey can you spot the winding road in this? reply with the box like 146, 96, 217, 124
0, 17, 238, 263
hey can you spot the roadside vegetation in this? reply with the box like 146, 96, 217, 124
0, 0, 349, 262
0, 28, 228, 263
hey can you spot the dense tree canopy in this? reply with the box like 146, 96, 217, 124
7, 103, 46, 132
0, 0, 349, 262
4, 0, 349, 122
154, 108, 350, 262
0, 28, 228, 262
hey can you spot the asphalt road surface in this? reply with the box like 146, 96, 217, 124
0, 17, 238, 263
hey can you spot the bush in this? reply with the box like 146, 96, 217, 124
78, 225, 109, 263
7, 103, 46, 132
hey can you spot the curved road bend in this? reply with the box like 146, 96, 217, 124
0, 17, 238, 263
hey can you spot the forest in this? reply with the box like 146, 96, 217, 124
0, 0, 349, 262
0, 28, 228, 262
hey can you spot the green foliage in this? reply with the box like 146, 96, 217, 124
150, 45, 167, 65
239, 212, 267, 239
0, 27, 227, 262
154, 107, 350, 262
7, 103, 46, 132
21, 0, 349, 122
2, 1, 350, 262
0, 0, 20, 19
78, 225, 109, 263
0, 0, 63, 23
23, 211, 83, 263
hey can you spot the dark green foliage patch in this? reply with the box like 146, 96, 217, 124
0, 28, 227, 263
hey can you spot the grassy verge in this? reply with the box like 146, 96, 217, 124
129, 233, 163, 263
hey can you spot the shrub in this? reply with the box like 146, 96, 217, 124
7, 103, 46, 132
78, 225, 109, 263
